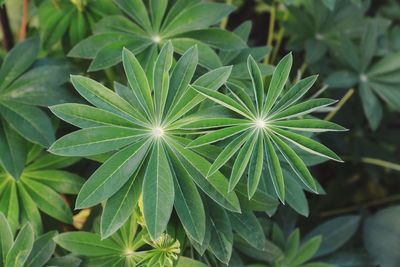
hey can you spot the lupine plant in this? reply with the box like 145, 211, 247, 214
0, 0, 400, 266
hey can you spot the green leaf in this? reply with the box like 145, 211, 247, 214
264, 134, 285, 202
0, 121, 26, 179
5, 223, 34, 267
50, 104, 137, 128
0, 212, 13, 266
271, 119, 346, 132
165, 45, 198, 114
191, 85, 253, 119
171, 156, 206, 243
247, 132, 264, 198
143, 141, 175, 240
163, 3, 235, 37
367, 52, 400, 77
76, 140, 151, 208
204, 128, 249, 177
49, 126, 145, 156
101, 174, 142, 239
154, 41, 173, 121
70, 75, 147, 126
228, 210, 265, 248
285, 172, 309, 217
269, 133, 317, 192
0, 102, 54, 147
122, 48, 154, 119
208, 201, 233, 264
263, 53, 293, 115
271, 128, 343, 162
229, 134, 257, 192
271, 75, 318, 114
363, 206, 400, 267
149, 0, 167, 32
170, 139, 241, 213
114, 0, 152, 32
0, 38, 39, 90
359, 83, 382, 130
21, 180, 72, 224
54, 232, 120, 256
305, 215, 360, 258
23, 170, 84, 194
270, 99, 337, 121
25, 231, 56, 267
17, 184, 42, 235
291, 236, 322, 266
0, 182, 20, 233
247, 56, 264, 113
188, 125, 249, 148
176, 257, 207, 267
171, 38, 222, 70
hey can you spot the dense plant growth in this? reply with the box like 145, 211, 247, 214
0, 0, 399, 266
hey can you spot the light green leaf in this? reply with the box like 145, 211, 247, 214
122, 48, 154, 119
229, 133, 257, 192
101, 174, 142, 238
76, 140, 151, 209
5, 223, 34, 267
0, 212, 13, 266
25, 231, 56, 267
70, 75, 147, 126
269, 133, 317, 192
247, 56, 264, 113
171, 156, 206, 243
188, 125, 249, 148
154, 41, 173, 121
263, 53, 293, 115
54, 232, 120, 256
49, 126, 145, 156
271, 128, 343, 162
143, 141, 175, 240
271, 119, 346, 132
247, 132, 264, 198
21, 180, 72, 224
50, 104, 137, 128
264, 133, 285, 202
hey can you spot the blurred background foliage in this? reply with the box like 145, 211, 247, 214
0, 0, 399, 266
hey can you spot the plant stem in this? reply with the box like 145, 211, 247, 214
220, 0, 232, 29
264, 3, 276, 64
270, 8, 288, 64
320, 194, 400, 217
324, 88, 354, 121
0, 4, 14, 51
361, 157, 400, 172
18, 0, 29, 41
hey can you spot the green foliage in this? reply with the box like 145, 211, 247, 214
0, 144, 82, 234
189, 53, 344, 201
0, 38, 74, 147
69, 0, 245, 71
0, 0, 399, 266
0, 212, 57, 267
55, 214, 181, 267
38, 0, 118, 49
50, 43, 241, 242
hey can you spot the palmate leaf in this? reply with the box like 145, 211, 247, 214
0, 214, 56, 267
55, 215, 181, 267
69, 0, 246, 71
50, 43, 240, 244
189, 53, 344, 202
0, 145, 83, 234
0, 38, 74, 148
38, 0, 117, 49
